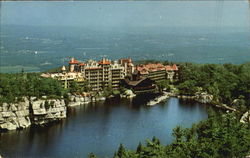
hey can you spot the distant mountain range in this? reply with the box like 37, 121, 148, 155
0, 25, 249, 73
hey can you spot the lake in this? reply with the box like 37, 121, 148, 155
0, 97, 208, 158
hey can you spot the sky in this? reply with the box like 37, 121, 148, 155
0, 1, 249, 29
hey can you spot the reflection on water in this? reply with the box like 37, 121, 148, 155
0, 97, 208, 158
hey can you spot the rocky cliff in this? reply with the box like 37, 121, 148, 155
0, 97, 67, 131
31, 98, 66, 125
68, 94, 105, 107
194, 92, 213, 104
240, 111, 250, 123
0, 97, 31, 130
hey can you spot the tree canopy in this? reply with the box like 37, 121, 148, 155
89, 111, 250, 158
0, 73, 65, 103
177, 62, 250, 108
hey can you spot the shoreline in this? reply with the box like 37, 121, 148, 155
177, 94, 237, 112
146, 91, 237, 112
0, 90, 240, 132
0, 91, 136, 132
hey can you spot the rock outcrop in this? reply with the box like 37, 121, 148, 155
240, 111, 250, 123
68, 94, 91, 107
0, 97, 67, 131
194, 92, 213, 104
147, 92, 169, 106
177, 92, 213, 104
121, 90, 136, 98
0, 97, 31, 130
68, 94, 105, 107
31, 99, 66, 125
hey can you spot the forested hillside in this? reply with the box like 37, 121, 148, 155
177, 62, 250, 110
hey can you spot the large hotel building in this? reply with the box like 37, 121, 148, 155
135, 63, 178, 82
67, 57, 134, 90
42, 57, 178, 91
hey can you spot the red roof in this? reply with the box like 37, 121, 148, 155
166, 64, 178, 71
99, 58, 111, 65
136, 63, 165, 73
69, 58, 79, 64
165, 65, 172, 71
137, 63, 178, 73
79, 63, 85, 66
172, 64, 178, 71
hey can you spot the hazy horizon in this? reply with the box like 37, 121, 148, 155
0, 1, 249, 73
1, 1, 249, 29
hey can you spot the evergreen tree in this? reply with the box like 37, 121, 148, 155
136, 142, 143, 154
117, 144, 126, 157
88, 152, 98, 158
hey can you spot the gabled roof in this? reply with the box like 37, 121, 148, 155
166, 64, 178, 71
136, 63, 178, 73
165, 65, 172, 71
137, 63, 166, 73
69, 58, 79, 64
99, 58, 111, 65
61, 66, 66, 71
172, 64, 178, 71
79, 63, 85, 66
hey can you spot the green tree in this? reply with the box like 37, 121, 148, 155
136, 142, 143, 154
69, 81, 79, 94
177, 80, 198, 95
156, 80, 170, 93
117, 144, 126, 157
88, 152, 98, 158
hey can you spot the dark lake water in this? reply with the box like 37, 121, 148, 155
0, 97, 208, 158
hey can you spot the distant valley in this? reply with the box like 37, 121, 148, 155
1, 25, 249, 73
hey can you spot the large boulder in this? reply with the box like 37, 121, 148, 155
0, 117, 19, 130
240, 111, 250, 123
18, 116, 31, 128
2, 103, 9, 112
124, 90, 136, 98
15, 110, 29, 117
0, 122, 17, 130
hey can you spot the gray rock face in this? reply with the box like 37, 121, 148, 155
240, 111, 250, 123
0, 97, 31, 130
31, 99, 67, 125
68, 94, 91, 107
0, 97, 67, 131
122, 90, 136, 98
177, 92, 213, 104
195, 92, 213, 104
